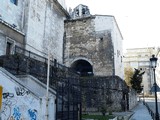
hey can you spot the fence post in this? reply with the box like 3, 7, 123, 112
0, 85, 3, 120
54, 59, 57, 67
14, 45, 17, 54
16, 55, 20, 74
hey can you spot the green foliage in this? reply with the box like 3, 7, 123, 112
130, 68, 145, 93
100, 106, 107, 116
124, 67, 134, 87
108, 110, 113, 115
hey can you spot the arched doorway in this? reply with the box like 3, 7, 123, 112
71, 59, 93, 76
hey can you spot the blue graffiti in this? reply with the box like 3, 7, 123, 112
13, 106, 21, 120
28, 109, 37, 120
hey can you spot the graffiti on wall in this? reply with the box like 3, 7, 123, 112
1, 86, 38, 120
2, 92, 16, 119
15, 87, 30, 96
28, 109, 37, 120
13, 106, 21, 120
3, 92, 14, 99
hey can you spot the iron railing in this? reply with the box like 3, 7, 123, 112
0, 46, 129, 119
0, 46, 81, 120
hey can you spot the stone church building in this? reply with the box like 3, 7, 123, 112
0, 1, 131, 119
64, 4, 124, 78
0, 1, 124, 79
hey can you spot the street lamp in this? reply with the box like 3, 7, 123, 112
150, 54, 159, 120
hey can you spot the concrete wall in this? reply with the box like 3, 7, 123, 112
0, 0, 24, 30
0, 1, 25, 56
0, 67, 56, 120
0, 33, 6, 55
24, 0, 66, 63
112, 18, 124, 79
0, 21, 25, 56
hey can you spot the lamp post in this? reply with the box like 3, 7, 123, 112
141, 85, 145, 104
150, 54, 159, 120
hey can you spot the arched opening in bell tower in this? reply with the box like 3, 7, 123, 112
71, 59, 93, 77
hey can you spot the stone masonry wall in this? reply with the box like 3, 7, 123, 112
64, 16, 114, 76
94, 16, 123, 79
80, 76, 128, 112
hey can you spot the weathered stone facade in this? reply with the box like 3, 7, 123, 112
64, 17, 114, 76
64, 5, 123, 78
80, 76, 128, 112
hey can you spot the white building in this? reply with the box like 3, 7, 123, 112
0, 0, 69, 63
155, 49, 160, 96
124, 47, 157, 95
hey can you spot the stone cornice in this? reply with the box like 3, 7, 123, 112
51, 0, 70, 18
0, 18, 25, 36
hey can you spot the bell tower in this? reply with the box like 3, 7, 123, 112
71, 4, 90, 19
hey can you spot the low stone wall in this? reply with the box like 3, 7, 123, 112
80, 76, 129, 112
128, 89, 137, 110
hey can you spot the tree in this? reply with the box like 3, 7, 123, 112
124, 66, 134, 87
130, 68, 145, 93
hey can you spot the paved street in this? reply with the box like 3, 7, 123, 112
129, 101, 152, 120
145, 97, 160, 113
129, 97, 160, 120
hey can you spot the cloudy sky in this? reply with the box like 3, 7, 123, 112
65, 0, 160, 52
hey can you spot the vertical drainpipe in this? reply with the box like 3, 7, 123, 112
111, 32, 115, 76
24, 0, 31, 50
112, 50, 115, 76
0, 85, 3, 120
62, 31, 65, 64
43, 0, 48, 49
21, 0, 25, 31
22, 1, 25, 48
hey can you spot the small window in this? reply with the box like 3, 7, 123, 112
6, 42, 12, 55
10, 0, 18, 5
6, 38, 14, 55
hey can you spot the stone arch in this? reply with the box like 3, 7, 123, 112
70, 58, 93, 76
